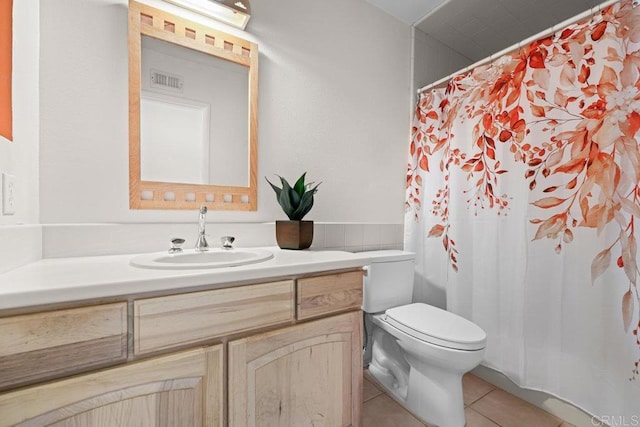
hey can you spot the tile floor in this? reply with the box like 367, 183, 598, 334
362, 371, 573, 427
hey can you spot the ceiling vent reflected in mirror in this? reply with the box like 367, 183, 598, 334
150, 69, 184, 93
164, 0, 251, 29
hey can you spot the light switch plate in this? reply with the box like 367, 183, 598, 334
2, 173, 16, 215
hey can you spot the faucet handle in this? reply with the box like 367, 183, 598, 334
221, 236, 235, 249
169, 237, 185, 254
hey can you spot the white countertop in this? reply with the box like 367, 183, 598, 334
0, 248, 371, 310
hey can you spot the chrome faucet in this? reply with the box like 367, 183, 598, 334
195, 206, 209, 252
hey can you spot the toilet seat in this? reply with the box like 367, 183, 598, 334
383, 303, 486, 351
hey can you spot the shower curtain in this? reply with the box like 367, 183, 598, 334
406, 0, 640, 420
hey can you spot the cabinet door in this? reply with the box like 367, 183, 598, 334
0, 346, 223, 427
229, 311, 363, 427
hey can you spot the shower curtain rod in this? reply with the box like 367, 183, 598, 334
417, 0, 622, 94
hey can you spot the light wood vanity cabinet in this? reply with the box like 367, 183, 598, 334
134, 280, 295, 355
0, 345, 224, 427
0, 302, 127, 391
0, 269, 364, 427
229, 311, 362, 427
297, 270, 364, 320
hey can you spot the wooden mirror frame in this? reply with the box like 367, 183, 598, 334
128, 0, 258, 210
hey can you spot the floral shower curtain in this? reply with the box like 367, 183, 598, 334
406, 0, 640, 420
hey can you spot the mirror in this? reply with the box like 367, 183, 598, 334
140, 36, 249, 187
129, 0, 258, 210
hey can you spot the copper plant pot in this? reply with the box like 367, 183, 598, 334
275, 220, 314, 250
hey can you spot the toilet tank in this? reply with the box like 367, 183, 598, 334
360, 250, 416, 313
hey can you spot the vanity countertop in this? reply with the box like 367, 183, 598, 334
0, 248, 371, 310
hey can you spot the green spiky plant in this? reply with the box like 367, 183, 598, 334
266, 173, 321, 221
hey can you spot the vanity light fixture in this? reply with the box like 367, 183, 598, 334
164, 0, 251, 29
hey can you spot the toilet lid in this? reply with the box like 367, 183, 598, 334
384, 303, 486, 351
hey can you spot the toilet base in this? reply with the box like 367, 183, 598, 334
369, 361, 465, 427
405, 363, 465, 427
369, 327, 410, 400
368, 360, 408, 402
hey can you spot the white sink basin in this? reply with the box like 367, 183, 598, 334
130, 248, 274, 270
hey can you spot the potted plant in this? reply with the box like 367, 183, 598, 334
266, 172, 320, 250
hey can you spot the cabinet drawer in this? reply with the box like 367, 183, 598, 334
297, 270, 364, 320
0, 302, 128, 390
134, 280, 295, 355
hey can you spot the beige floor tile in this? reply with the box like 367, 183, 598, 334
363, 377, 383, 402
463, 373, 496, 405
363, 368, 376, 382
362, 394, 427, 427
465, 407, 500, 427
471, 389, 563, 427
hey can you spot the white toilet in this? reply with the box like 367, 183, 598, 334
362, 250, 487, 427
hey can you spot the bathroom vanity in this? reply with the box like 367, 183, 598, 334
0, 249, 368, 426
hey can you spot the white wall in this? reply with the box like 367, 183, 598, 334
39, 0, 411, 225
412, 27, 471, 93
0, 0, 39, 226
0, 0, 41, 273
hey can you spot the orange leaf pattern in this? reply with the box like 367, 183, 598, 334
406, 0, 640, 379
